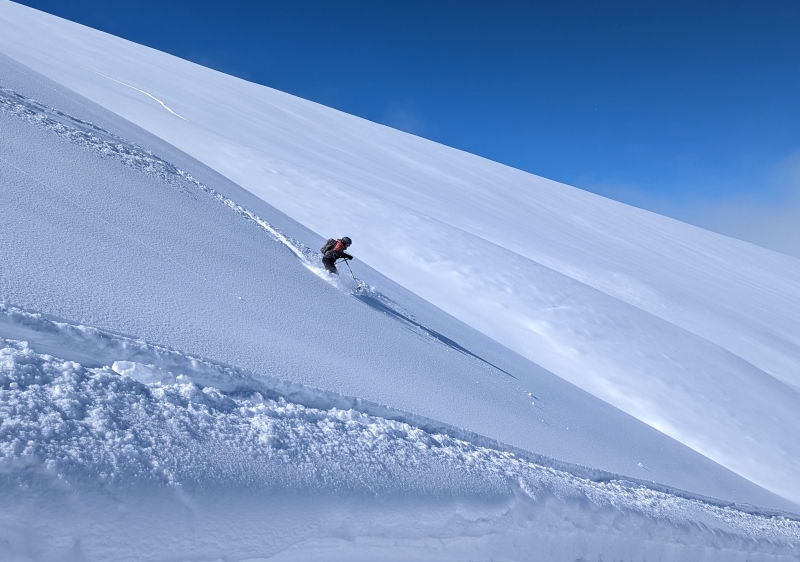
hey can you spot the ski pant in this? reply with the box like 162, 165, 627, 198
322, 257, 338, 275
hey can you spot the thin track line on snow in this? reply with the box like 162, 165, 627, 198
80, 67, 189, 121
34, 49, 190, 121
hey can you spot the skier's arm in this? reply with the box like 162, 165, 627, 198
342, 252, 353, 260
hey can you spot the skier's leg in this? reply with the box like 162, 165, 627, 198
322, 257, 339, 275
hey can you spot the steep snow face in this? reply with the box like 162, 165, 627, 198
1, 1, 799, 507
0, 1, 800, 508
5, 51, 792, 516
2, 307, 799, 562
2, 19, 800, 559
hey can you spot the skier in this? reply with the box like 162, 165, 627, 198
320, 236, 353, 275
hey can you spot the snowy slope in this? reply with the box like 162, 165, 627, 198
1, 12, 800, 560
0, 72, 797, 558
0, 1, 798, 510
1, 51, 786, 511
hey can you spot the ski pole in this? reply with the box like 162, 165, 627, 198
334, 258, 358, 283
344, 259, 359, 285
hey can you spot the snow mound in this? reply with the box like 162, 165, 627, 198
1, 306, 799, 561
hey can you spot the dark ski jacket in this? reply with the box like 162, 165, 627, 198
320, 238, 353, 262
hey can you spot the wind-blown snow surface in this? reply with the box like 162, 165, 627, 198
1, 1, 798, 510
0, 45, 798, 560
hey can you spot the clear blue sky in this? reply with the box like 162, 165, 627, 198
14, 0, 800, 256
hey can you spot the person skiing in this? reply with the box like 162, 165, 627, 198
320, 236, 353, 275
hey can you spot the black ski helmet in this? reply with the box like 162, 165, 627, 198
341, 236, 352, 246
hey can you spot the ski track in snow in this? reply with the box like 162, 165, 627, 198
45, 55, 188, 121
0, 86, 193, 195
82, 68, 188, 120
0, 83, 515, 380
0, 84, 364, 294
0, 84, 356, 283
1, 303, 799, 554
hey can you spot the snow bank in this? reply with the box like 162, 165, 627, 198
1, 308, 798, 561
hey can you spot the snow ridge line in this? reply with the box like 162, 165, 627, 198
0, 85, 333, 269
41, 53, 189, 120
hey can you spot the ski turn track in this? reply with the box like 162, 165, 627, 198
0, 82, 519, 381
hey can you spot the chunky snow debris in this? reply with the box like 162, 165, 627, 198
0, 306, 799, 560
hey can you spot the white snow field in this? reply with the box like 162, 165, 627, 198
0, 52, 798, 562
2, 0, 800, 511
0, 2, 799, 560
